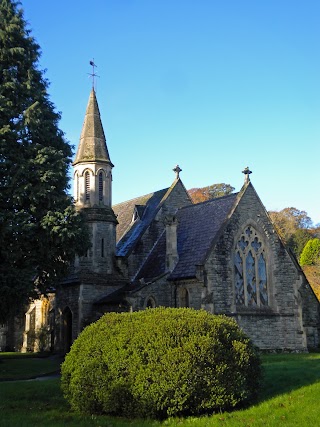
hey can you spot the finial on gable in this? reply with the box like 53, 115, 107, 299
242, 166, 252, 183
173, 165, 182, 178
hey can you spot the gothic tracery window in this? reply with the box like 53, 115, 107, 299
234, 226, 268, 307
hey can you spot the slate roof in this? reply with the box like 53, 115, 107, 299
136, 193, 238, 281
136, 231, 167, 280
73, 89, 112, 166
113, 188, 169, 256
94, 285, 131, 305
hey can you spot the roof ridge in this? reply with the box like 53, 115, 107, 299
179, 192, 239, 211
113, 187, 169, 208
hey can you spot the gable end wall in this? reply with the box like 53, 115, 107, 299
127, 180, 192, 280
203, 184, 319, 350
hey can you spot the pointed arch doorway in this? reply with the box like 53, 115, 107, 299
62, 307, 72, 354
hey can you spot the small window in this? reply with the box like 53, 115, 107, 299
180, 288, 189, 308
98, 172, 103, 202
101, 238, 104, 257
85, 171, 90, 201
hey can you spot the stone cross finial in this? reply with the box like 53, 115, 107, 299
242, 166, 252, 183
173, 165, 182, 178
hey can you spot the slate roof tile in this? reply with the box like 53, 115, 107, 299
136, 193, 238, 282
170, 193, 238, 279
136, 231, 166, 280
113, 188, 168, 256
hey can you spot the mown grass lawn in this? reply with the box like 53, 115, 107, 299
0, 352, 62, 380
0, 352, 320, 426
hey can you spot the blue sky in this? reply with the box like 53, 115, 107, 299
21, 0, 320, 224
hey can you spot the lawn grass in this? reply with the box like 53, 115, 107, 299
0, 353, 62, 380
0, 352, 320, 426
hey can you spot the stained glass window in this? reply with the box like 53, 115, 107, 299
246, 251, 257, 306
259, 254, 268, 305
234, 226, 268, 307
235, 251, 245, 305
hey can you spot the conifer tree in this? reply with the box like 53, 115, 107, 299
0, 0, 90, 322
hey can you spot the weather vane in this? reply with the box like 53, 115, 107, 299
88, 59, 100, 89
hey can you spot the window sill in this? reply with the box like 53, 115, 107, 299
230, 306, 280, 316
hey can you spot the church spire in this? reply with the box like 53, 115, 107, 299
73, 89, 114, 208
73, 88, 117, 275
73, 88, 113, 166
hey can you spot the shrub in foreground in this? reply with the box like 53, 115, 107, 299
61, 308, 261, 419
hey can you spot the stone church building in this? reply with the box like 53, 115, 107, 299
1, 89, 319, 353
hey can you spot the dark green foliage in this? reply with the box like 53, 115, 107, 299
61, 308, 261, 419
0, 0, 90, 322
300, 239, 320, 266
287, 228, 313, 258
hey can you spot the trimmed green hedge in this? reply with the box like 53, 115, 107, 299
300, 238, 320, 266
61, 308, 261, 419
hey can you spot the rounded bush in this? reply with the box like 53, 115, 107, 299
61, 308, 261, 419
300, 238, 320, 266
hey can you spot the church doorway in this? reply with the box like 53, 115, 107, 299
62, 307, 72, 354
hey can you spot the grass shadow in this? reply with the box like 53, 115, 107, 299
259, 352, 320, 401
0, 352, 63, 381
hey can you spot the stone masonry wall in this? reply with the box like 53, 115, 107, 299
55, 280, 125, 351
78, 283, 125, 325
130, 276, 174, 310
203, 183, 319, 350
55, 284, 81, 352
130, 277, 203, 311
0, 314, 25, 352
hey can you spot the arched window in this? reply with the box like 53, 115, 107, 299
180, 288, 189, 308
146, 297, 156, 308
75, 173, 79, 202
234, 226, 268, 307
98, 171, 103, 202
85, 171, 90, 200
